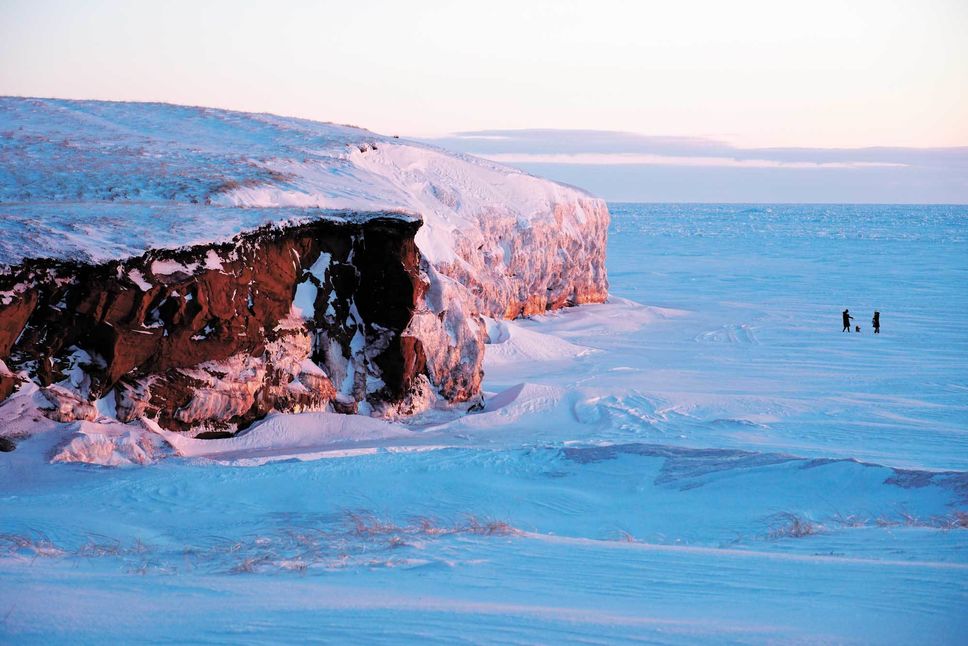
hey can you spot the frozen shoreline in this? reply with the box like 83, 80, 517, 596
1, 203, 965, 643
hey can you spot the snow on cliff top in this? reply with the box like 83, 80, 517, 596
0, 97, 596, 266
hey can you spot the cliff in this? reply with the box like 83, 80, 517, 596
0, 98, 609, 434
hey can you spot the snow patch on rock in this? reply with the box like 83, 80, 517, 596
203, 250, 224, 271
150, 259, 199, 276
127, 269, 152, 291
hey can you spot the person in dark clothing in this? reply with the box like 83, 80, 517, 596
842, 309, 853, 332
872, 311, 880, 334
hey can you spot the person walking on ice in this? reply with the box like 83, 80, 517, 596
872, 311, 880, 334
842, 309, 853, 332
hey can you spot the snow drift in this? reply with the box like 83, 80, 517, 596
0, 98, 609, 433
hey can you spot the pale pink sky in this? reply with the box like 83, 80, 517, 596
1, 0, 966, 148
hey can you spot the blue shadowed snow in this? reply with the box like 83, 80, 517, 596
602, 203, 968, 469
1, 203, 966, 644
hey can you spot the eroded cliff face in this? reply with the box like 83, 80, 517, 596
0, 195, 610, 433
0, 215, 453, 432
0, 98, 610, 436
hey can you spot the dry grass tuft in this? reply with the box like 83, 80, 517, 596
844, 510, 968, 531
0, 532, 66, 558
347, 512, 399, 537
616, 530, 637, 543
462, 516, 518, 537
0, 512, 521, 576
831, 513, 867, 528
345, 512, 519, 539
768, 513, 825, 539
230, 555, 272, 575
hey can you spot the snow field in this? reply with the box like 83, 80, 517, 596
1, 202, 966, 643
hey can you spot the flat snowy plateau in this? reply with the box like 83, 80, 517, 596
1, 203, 966, 644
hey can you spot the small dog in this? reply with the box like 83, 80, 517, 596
854, 325, 861, 333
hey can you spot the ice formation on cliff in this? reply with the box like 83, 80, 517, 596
0, 97, 609, 434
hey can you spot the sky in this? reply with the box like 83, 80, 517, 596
1, 0, 966, 202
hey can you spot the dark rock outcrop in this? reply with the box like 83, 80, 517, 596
0, 214, 431, 432
0, 99, 611, 435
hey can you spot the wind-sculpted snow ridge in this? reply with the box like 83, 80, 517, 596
0, 97, 609, 434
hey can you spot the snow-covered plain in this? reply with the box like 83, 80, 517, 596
2, 203, 966, 643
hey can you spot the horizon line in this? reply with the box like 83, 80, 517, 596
603, 200, 968, 206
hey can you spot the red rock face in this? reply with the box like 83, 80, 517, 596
0, 99, 614, 436
0, 373, 19, 402
0, 200, 611, 433
0, 216, 428, 431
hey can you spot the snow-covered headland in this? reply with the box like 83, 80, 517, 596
0, 98, 608, 438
